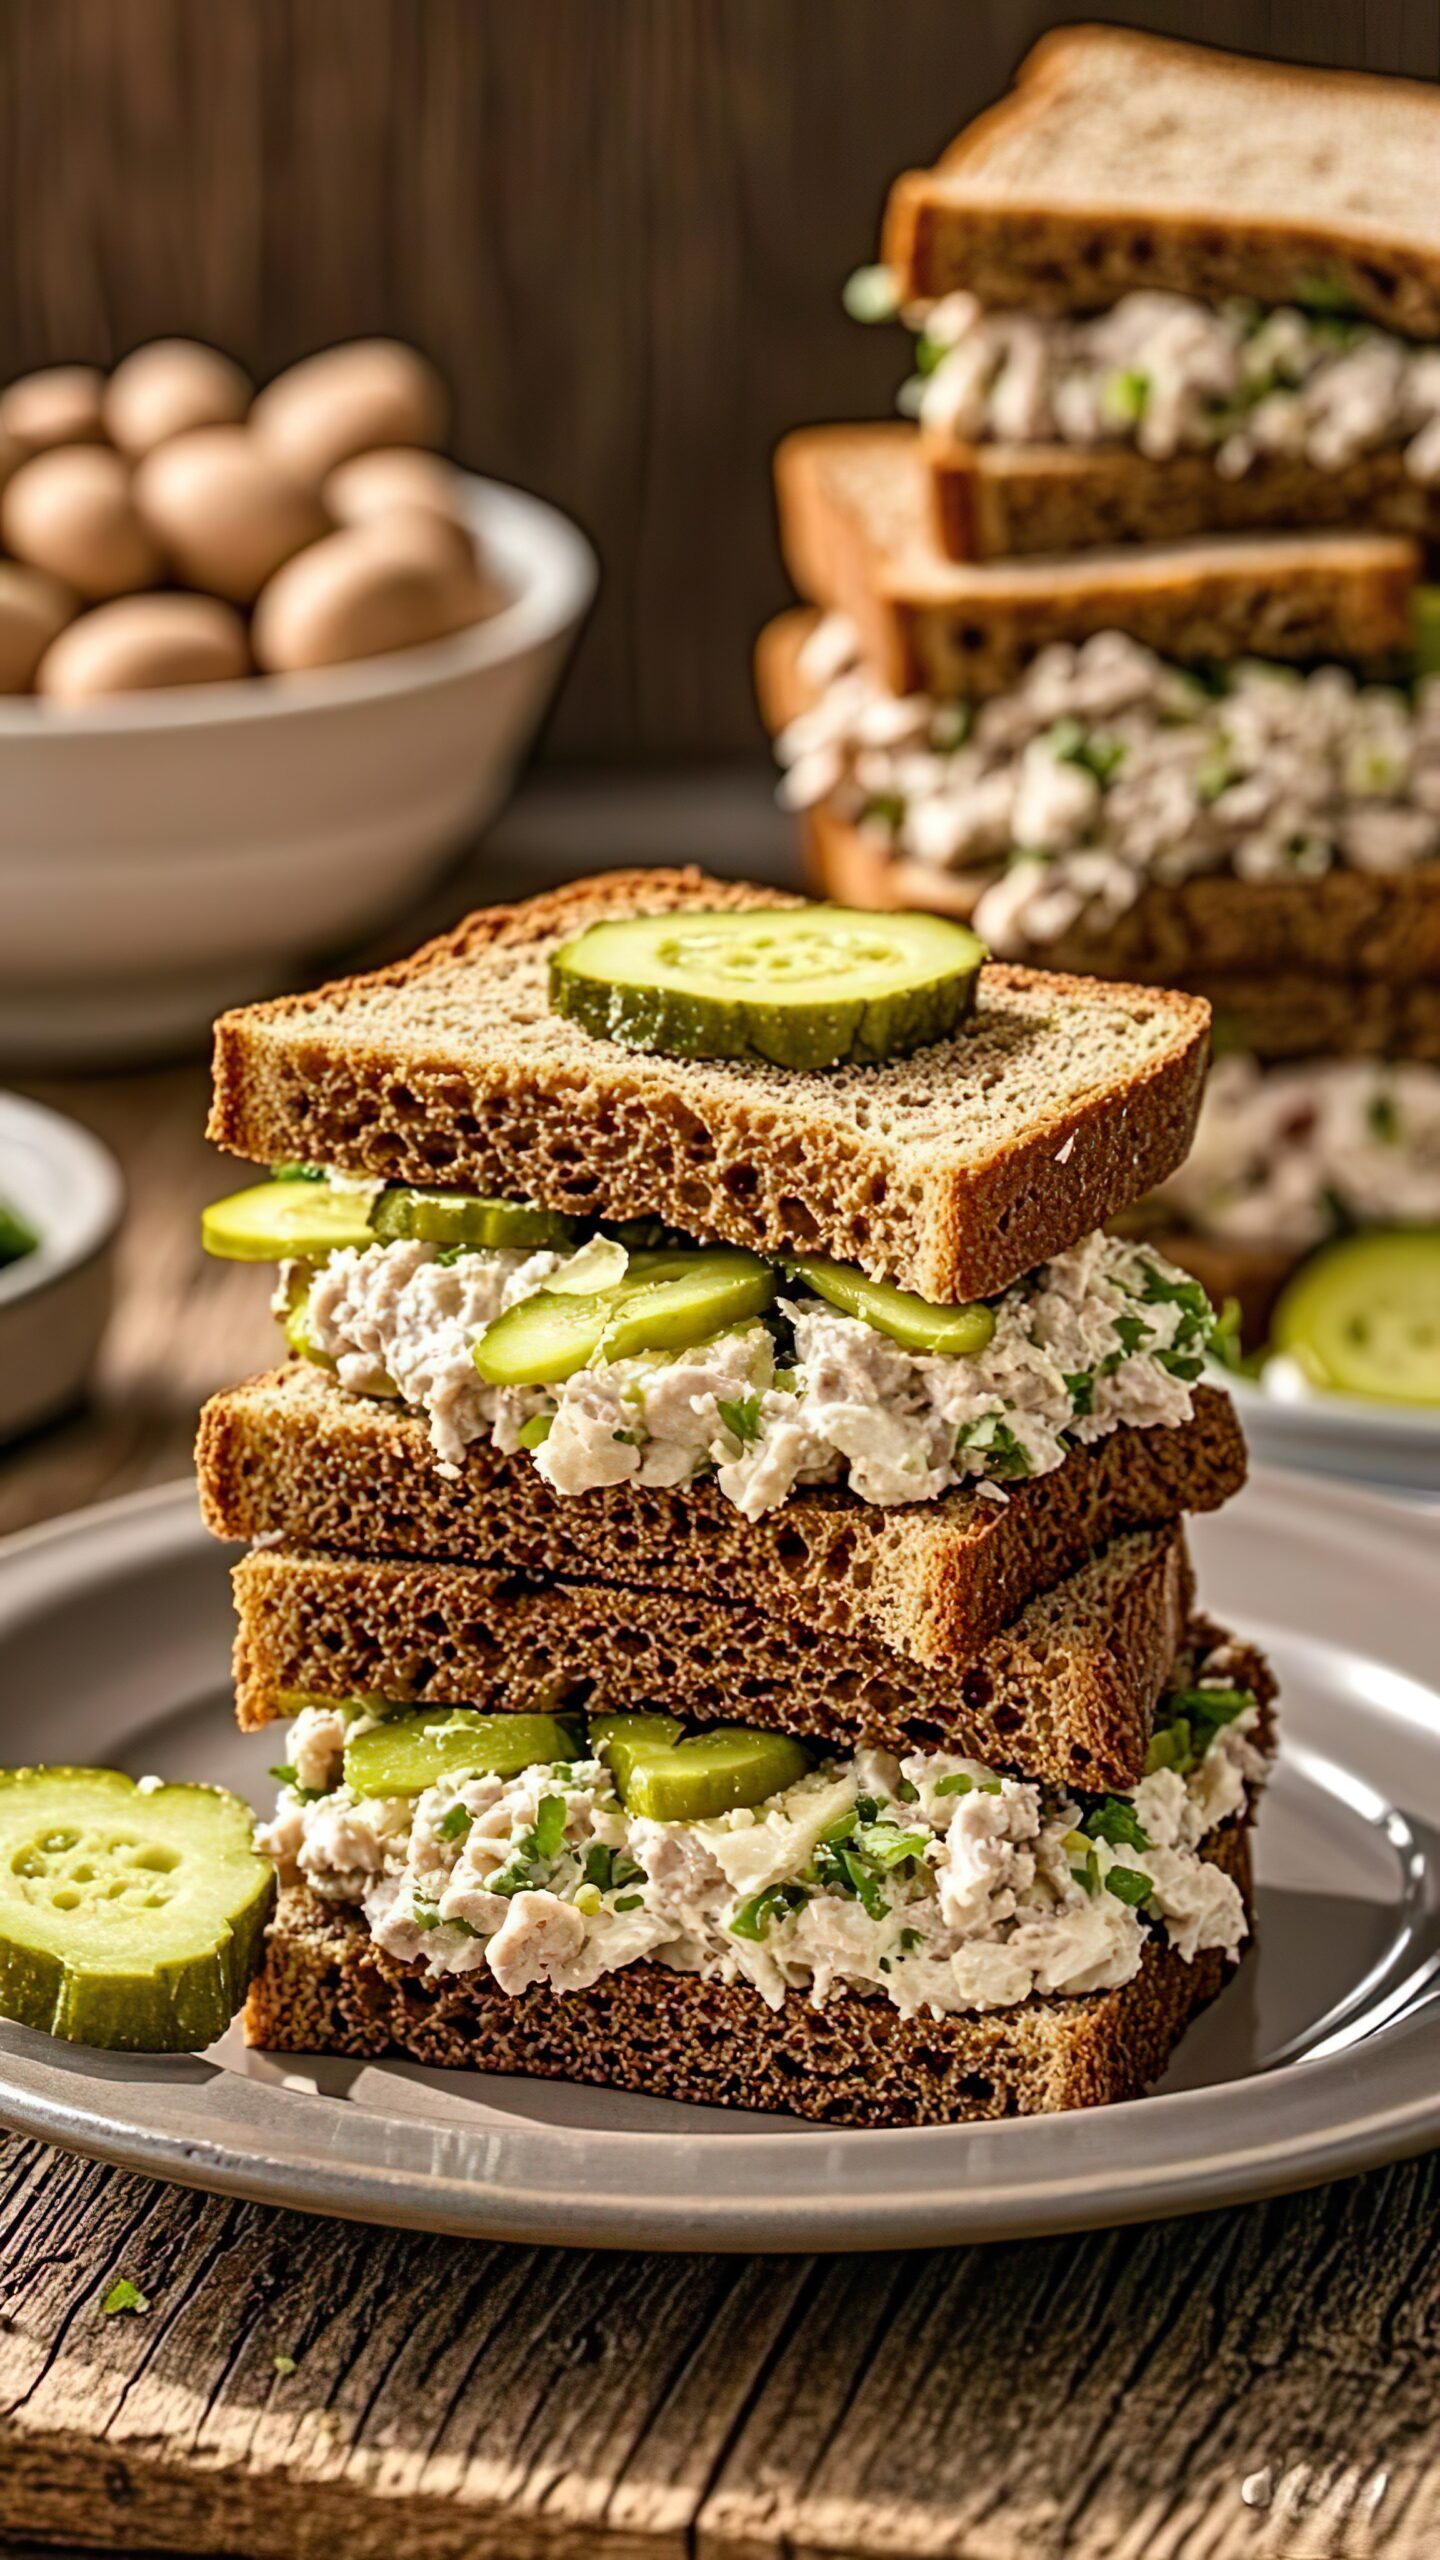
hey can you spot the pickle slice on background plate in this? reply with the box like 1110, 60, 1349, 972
473, 1248, 776, 1387
369, 1188, 580, 1251
548, 906, 985, 1068
592, 1714, 810, 1821
202, 1179, 376, 1262
788, 1257, 997, 1355
1271, 1229, 1440, 1405
0, 1768, 274, 2051
344, 1709, 583, 1798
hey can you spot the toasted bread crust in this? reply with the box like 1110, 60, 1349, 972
883, 27, 1440, 334
231, 1524, 1193, 1790
196, 1364, 1245, 1670
927, 437, 1440, 563
207, 866, 1211, 1306
245, 1817, 1253, 2125
774, 424, 1418, 695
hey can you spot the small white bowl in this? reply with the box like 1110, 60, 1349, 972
1220, 1359, 1440, 1498
0, 1092, 123, 1442
0, 472, 597, 1067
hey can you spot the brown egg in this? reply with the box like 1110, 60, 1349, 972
105, 339, 252, 457
0, 563, 75, 692
36, 593, 250, 701
324, 445, 466, 533
252, 514, 478, 672
250, 340, 447, 485
2, 447, 162, 601
0, 366, 107, 453
135, 425, 328, 604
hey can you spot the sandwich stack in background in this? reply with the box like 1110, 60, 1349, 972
195, 867, 1273, 2125
760, 27, 1440, 1394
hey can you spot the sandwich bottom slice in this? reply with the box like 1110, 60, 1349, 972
246, 1620, 1274, 2126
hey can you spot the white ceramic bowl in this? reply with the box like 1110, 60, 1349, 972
1220, 1359, 1440, 1498
0, 1092, 123, 1441
0, 473, 597, 1066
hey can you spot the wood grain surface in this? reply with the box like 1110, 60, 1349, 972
1, 2133, 1440, 2556
0, 0, 1435, 760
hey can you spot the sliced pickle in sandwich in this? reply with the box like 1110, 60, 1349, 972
343, 1709, 584, 1798
788, 1257, 997, 1356
369, 1188, 580, 1252
591, 1713, 809, 1821
201, 1178, 376, 1262
473, 1248, 776, 1387
548, 905, 985, 1068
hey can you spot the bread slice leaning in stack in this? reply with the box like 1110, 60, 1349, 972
763, 420, 1440, 1342
877, 25, 1440, 559
198, 866, 1272, 2127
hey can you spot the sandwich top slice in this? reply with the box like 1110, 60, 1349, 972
208, 866, 1211, 1306
246, 1615, 1274, 2125
774, 424, 1418, 695
871, 32, 1440, 557
758, 602, 1440, 1001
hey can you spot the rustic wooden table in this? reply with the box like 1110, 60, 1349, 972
2, 911, 1439, 2556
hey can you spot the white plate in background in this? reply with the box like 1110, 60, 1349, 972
1222, 1362, 1440, 1498
0, 1093, 122, 1443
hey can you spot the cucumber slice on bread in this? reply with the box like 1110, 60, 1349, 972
0, 1768, 274, 2051
1271, 1229, 1440, 1405
548, 907, 985, 1069
473, 1248, 776, 1388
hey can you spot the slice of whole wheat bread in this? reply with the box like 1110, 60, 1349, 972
775, 426, 1418, 696
926, 436, 1440, 564
246, 1815, 1254, 2125
231, 1523, 1193, 1790
196, 1363, 1245, 1669
884, 26, 1440, 335
207, 867, 1211, 1306
757, 610, 1440, 1013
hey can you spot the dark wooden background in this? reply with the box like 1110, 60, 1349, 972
0, 0, 1435, 763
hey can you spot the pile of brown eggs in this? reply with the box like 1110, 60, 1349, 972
0, 339, 505, 703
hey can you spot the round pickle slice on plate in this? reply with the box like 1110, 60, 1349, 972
548, 906, 985, 1068
202, 1179, 376, 1262
788, 1258, 997, 1357
369, 1188, 581, 1252
473, 1248, 776, 1388
0, 1768, 275, 2052
344, 1710, 584, 1798
1271, 1229, 1440, 1405
591, 1714, 810, 1821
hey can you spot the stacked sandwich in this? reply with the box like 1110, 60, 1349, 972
196, 867, 1273, 2125
761, 27, 1440, 1398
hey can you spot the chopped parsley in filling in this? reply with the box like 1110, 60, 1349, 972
282, 1228, 1216, 1511
775, 618, 1440, 960
261, 1653, 1267, 2019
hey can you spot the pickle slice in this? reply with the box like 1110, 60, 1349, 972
473, 1248, 776, 1388
343, 1709, 583, 1798
1271, 1229, 1440, 1406
790, 1257, 997, 1356
549, 906, 985, 1069
202, 1179, 375, 1263
592, 1714, 810, 1822
369, 1188, 580, 1252
0, 1767, 274, 2052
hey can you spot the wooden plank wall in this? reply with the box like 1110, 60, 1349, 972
0, 0, 1435, 758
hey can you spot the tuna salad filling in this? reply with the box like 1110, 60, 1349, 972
889, 284, 1440, 482
282, 1227, 1215, 1513
776, 616, 1440, 958
1159, 1054, 1440, 1253
261, 1652, 1267, 2018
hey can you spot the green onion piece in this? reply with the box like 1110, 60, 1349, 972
439, 1801, 473, 1842
1104, 1864, 1154, 1907
517, 1413, 553, 1450
101, 2277, 149, 2317
532, 1794, 567, 1861
1081, 1796, 1152, 1854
